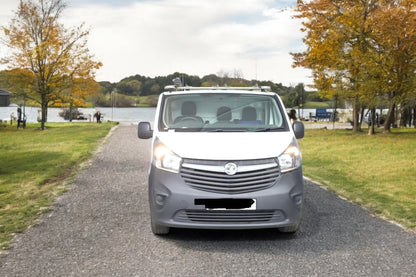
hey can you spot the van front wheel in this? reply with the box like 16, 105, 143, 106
151, 217, 170, 235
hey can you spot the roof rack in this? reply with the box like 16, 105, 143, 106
164, 85, 271, 92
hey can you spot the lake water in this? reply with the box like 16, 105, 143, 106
0, 106, 157, 124
1, 106, 350, 125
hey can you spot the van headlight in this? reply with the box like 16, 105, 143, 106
278, 143, 301, 173
153, 139, 181, 173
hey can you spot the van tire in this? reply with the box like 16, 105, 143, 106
151, 218, 170, 235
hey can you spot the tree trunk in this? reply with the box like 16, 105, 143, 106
378, 108, 383, 127
41, 104, 47, 130
332, 95, 338, 128
352, 98, 360, 133
69, 102, 73, 123
401, 107, 410, 127
359, 106, 365, 130
368, 107, 376, 135
40, 94, 48, 130
383, 101, 396, 133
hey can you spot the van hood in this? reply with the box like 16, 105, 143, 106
156, 131, 295, 160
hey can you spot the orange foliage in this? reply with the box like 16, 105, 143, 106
292, 0, 416, 132
1, 0, 102, 128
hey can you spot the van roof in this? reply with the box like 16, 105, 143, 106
163, 86, 275, 96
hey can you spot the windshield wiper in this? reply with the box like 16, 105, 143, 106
255, 127, 285, 132
205, 128, 246, 132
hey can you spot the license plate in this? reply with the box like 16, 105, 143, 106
195, 199, 257, 210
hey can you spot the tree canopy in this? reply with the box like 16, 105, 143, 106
292, 0, 416, 133
1, 0, 101, 129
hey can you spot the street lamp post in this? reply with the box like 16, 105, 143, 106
111, 90, 116, 121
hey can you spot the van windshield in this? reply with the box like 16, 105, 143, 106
159, 93, 288, 132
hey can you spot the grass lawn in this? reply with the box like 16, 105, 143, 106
299, 127, 416, 231
0, 122, 116, 251
303, 101, 332, 109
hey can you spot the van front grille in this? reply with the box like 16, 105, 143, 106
174, 210, 285, 223
180, 158, 280, 194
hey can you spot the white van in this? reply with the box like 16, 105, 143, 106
138, 86, 305, 235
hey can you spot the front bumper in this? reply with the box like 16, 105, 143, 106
148, 164, 304, 230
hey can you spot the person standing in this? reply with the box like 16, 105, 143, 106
94, 110, 102, 123
17, 106, 22, 128
288, 109, 297, 124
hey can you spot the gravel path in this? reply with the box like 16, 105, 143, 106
1, 125, 415, 276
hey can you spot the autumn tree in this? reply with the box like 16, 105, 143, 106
55, 77, 101, 121
369, 0, 416, 132
0, 68, 35, 104
292, 0, 416, 134
1, 0, 101, 129
292, 0, 381, 132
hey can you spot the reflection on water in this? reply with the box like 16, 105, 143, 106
0, 106, 156, 124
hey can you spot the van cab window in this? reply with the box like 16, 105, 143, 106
160, 93, 287, 132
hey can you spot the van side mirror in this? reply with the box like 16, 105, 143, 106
293, 121, 304, 139
138, 121, 153, 139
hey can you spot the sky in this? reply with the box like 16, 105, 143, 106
0, 0, 312, 86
